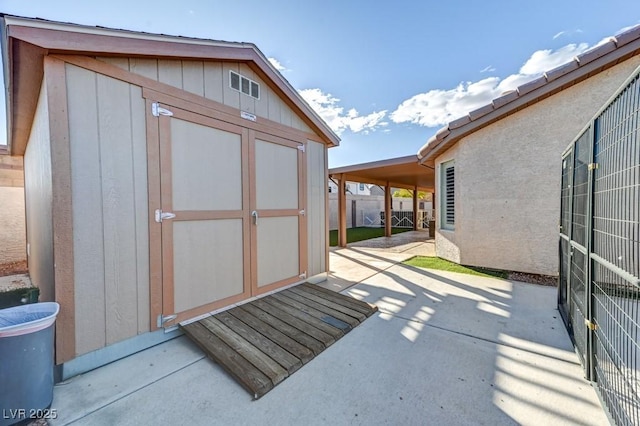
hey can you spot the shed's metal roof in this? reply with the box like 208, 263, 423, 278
417, 24, 640, 164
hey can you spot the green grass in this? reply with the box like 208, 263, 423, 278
329, 227, 412, 246
404, 256, 508, 279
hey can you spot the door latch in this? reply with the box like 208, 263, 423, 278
155, 209, 176, 223
252, 210, 259, 225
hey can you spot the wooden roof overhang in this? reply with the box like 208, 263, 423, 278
329, 155, 435, 192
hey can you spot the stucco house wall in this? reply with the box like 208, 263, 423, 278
435, 57, 640, 275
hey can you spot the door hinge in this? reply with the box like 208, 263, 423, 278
157, 314, 177, 328
152, 102, 174, 117
587, 163, 599, 171
155, 209, 176, 223
297, 144, 305, 153
299, 271, 307, 279
585, 319, 598, 331
299, 209, 306, 216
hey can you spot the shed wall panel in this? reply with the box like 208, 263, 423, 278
66, 64, 106, 354
129, 84, 150, 333
96, 73, 139, 345
203, 62, 224, 103
182, 61, 205, 97
306, 140, 327, 276
96, 57, 312, 132
434, 57, 640, 275
158, 59, 183, 88
23, 80, 54, 302
66, 64, 150, 356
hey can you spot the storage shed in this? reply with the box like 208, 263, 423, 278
1, 15, 339, 378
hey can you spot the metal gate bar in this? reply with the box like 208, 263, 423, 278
560, 68, 640, 426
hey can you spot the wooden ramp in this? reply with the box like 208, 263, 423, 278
181, 283, 377, 399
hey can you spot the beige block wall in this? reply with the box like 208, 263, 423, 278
435, 58, 640, 276
0, 156, 26, 265
0, 186, 26, 265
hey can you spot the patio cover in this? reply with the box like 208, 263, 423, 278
328, 155, 435, 247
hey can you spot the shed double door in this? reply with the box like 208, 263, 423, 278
152, 103, 306, 326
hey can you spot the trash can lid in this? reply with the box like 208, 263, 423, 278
0, 302, 60, 337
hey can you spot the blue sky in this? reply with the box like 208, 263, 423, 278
0, 1, 639, 167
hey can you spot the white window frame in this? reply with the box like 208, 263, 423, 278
440, 160, 455, 231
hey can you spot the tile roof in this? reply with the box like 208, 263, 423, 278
417, 24, 640, 163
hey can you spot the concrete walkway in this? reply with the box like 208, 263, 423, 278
50, 235, 606, 425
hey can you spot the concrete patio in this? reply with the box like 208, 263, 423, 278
49, 233, 607, 425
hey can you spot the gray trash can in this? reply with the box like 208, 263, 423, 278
0, 302, 59, 426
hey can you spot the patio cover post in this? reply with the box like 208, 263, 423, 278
413, 186, 418, 231
385, 182, 391, 237
337, 174, 347, 247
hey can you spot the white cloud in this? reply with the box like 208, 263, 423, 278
480, 65, 496, 73
268, 57, 287, 72
519, 43, 588, 74
390, 39, 595, 128
553, 29, 583, 39
299, 88, 387, 135
552, 31, 567, 40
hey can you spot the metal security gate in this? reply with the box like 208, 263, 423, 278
559, 68, 640, 425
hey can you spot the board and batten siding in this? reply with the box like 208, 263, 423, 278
65, 64, 150, 356
96, 57, 311, 133
23, 80, 55, 302
306, 140, 327, 277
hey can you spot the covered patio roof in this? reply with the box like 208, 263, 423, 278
328, 155, 435, 191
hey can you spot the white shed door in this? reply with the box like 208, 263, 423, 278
153, 104, 305, 326
251, 132, 306, 296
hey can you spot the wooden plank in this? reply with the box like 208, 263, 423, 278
216, 311, 302, 374
181, 60, 205, 97
271, 292, 354, 331
129, 58, 158, 81
282, 288, 363, 325
182, 321, 272, 399
259, 296, 344, 339
129, 84, 150, 334
239, 303, 326, 355
203, 61, 224, 103
288, 286, 366, 322
158, 59, 183, 89
145, 98, 162, 331
65, 63, 106, 355
300, 283, 378, 316
227, 306, 314, 364
96, 73, 139, 345
200, 317, 288, 386
45, 57, 75, 362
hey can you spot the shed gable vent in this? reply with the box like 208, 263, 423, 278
229, 70, 260, 100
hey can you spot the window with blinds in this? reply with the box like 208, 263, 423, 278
441, 161, 455, 230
